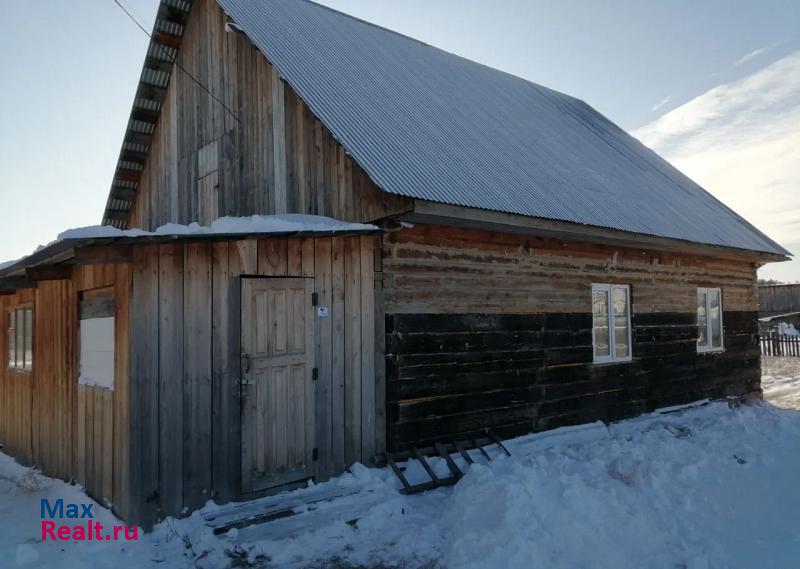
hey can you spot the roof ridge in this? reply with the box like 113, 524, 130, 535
286, 0, 571, 100
291, 0, 438, 50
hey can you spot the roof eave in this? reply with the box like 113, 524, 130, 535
403, 200, 791, 264
101, 0, 194, 229
0, 227, 380, 291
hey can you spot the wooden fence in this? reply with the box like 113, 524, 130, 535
760, 333, 800, 357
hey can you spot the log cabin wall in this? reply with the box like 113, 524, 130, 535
127, 0, 412, 230
128, 235, 380, 528
0, 264, 131, 519
382, 224, 761, 451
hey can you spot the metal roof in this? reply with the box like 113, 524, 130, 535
209, 0, 788, 257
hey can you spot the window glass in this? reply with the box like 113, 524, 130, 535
613, 287, 630, 359
592, 284, 631, 363
709, 290, 722, 349
697, 290, 708, 347
15, 311, 24, 370
7, 310, 16, 368
697, 288, 723, 352
23, 308, 33, 371
592, 289, 610, 358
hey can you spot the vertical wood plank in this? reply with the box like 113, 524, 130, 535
235, 240, 258, 275
257, 239, 288, 276
343, 238, 362, 465
76, 386, 86, 487
331, 238, 346, 472
211, 242, 239, 502
287, 239, 303, 277
372, 240, 387, 458
313, 238, 333, 480
130, 245, 160, 527
113, 263, 132, 520
158, 244, 185, 517
102, 389, 114, 505
359, 236, 376, 464
271, 66, 287, 213
183, 243, 213, 511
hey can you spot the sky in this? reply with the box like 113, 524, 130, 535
0, 0, 798, 280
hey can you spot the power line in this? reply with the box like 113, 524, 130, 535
111, 0, 241, 123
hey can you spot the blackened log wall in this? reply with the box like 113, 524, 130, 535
383, 224, 760, 450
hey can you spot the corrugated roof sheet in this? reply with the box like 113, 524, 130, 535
216, 0, 788, 256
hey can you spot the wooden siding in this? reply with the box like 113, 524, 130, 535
758, 284, 800, 317
0, 288, 35, 463
129, 235, 380, 527
382, 224, 761, 450
0, 264, 131, 519
127, 0, 411, 230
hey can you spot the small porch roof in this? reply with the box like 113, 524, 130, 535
0, 215, 380, 291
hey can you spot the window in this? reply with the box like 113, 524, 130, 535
592, 284, 632, 363
7, 305, 33, 372
697, 288, 723, 353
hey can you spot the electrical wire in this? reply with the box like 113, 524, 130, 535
111, 0, 241, 123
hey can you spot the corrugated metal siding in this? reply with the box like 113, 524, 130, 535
217, 0, 787, 256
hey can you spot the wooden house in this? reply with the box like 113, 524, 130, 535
0, 0, 789, 528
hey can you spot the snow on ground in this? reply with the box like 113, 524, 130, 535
762, 356, 800, 409
775, 322, 800, 337
2, 360, 800, 569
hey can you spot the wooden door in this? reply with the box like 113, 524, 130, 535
240, 277, 315, 493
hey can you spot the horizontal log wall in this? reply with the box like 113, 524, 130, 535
0, 265, 131, 519
383, 224, 761, 450
129, 235, 380, 528
128, 0, 412, 230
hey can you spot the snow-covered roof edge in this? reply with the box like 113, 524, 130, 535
0, 215, 380, 280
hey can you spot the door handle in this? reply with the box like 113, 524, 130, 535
241, 353, 252, 374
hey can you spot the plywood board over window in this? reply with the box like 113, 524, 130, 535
79, 289, 116, 390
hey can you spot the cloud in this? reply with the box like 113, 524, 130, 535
650, 95, 672, 112
632, 51, 800, 278
732, 45, 771, 68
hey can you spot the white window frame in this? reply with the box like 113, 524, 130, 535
697, 287, 724, 353
591, 283, 633, 364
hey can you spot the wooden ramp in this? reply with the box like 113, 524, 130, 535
384, 432, 511, 495
203, 484, 367, 535
204, 432, 512, 536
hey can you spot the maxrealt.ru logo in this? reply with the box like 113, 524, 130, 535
40, 499, 138, 541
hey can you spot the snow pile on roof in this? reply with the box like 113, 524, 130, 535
2, 394, 800, 568
0, 215, 378, 273
57, 214, 378, 241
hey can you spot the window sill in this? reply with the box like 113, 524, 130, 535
697, 348, 725, 355
7, 367, 32, 375
592, 358, 633, 366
